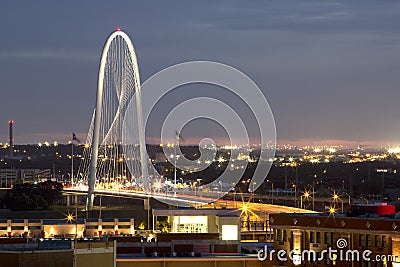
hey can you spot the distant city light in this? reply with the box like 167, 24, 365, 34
328, 147, 336, 153
388, 147, 400, 154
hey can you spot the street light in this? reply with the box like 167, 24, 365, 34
343, 192, 351, 206
329, 206, 336, 215
292, 184, 297, 208
332, 193, 344, 213
361, 196, 369, 204
266, 180, 274, 205
309, 184, 315, 211
232, 182, 237, 208
252, 182, 257, 192
252, 182, 257, 203
300, 191, 310, 209
197, 178, 202, 197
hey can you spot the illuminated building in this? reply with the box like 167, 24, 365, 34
152, 209, 241, 241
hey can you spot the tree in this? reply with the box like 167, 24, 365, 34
1, 181, 61, 211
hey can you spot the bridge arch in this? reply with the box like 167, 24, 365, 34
87, 29, 147, 211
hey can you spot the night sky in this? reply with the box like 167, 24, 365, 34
1, 1, 400, 146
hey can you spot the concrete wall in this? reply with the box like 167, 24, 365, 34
0, 241, 116, 267
117, 258, 265, 267
0, 250, 73, 267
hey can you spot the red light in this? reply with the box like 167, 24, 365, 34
8, 120, 14, 124
116, 27, 122, 31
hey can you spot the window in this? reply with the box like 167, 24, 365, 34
375, 235, 380, 247
324, 232, 329, 244
382, 236, 386, 248
331, 233, 336, 244
316, 232, 321, 243
276, 229, 282, 241
359, 234, 365, 247
310, 232, 315, 243
366, 235, 371, 247
221, 225, 238, 241
283, 230, 287, 242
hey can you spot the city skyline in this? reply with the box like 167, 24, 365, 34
1, 1, 400, 146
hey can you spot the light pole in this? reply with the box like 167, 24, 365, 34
266, 180, 274, 205
301, 191, 310, 209
333, 193, 344, 213
292, 184, 297, 208
197, 178, 202, 197
252, 182, 256, 203
361, 196, 369, 204
343, 192, 351, 206
300, 194, 303, 209
312, 186, 315, 211
307, 185, 315, 211
193, 181, 197, 196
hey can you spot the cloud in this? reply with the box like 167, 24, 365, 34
0, 50, 97, 61
197, 0, 400, 36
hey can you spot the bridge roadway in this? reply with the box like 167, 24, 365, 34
62, 187, 316, 215
227, 192, 367, 206
63, 187, 218, 206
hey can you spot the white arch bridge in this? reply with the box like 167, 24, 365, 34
74, 29, 222, 209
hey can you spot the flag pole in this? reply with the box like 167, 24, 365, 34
173, 132, 178, 197
71, 133, 74, 185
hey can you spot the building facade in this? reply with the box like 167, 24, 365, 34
270, 212, 400, 266
152, 208, 241, 241
0, 169, 51, 187
0, 218, 134, 238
